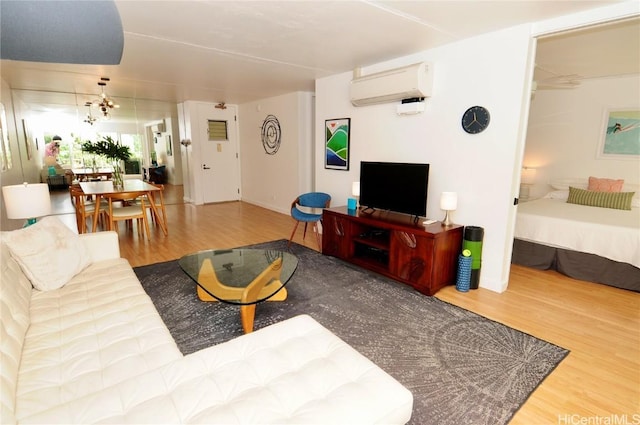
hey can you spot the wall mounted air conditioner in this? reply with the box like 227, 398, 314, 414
350, 62, 433, 107
151, 121, 166, 133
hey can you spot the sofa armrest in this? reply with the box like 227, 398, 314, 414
79, 231, 120, 262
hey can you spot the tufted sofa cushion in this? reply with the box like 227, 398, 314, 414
2, 223, 413, 424
15, 257, 182, 422
0, 238, 34, 425
18, 315, 414, 424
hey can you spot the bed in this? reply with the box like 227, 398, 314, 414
512, 180, 640, 292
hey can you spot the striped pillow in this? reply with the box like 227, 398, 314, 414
567, 187, 634, 210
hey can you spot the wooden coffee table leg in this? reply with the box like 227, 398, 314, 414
240, 304, 257, 334
240, 257, 284, 333
197, 257, 287, 334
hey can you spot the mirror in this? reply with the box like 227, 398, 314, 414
12, 88, 178, 173
0, 102, 12, 171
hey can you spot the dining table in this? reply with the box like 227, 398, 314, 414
72, 168, 114, 182
79, 179, 167, 235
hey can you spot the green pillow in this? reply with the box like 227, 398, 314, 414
567, 187, 635, 210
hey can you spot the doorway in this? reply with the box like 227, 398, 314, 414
197, 105, 240, 204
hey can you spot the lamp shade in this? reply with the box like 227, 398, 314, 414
352, 181, 360, 197
440, 192, 458, 211
2, 183, 51, 219
521, 167, 537, 185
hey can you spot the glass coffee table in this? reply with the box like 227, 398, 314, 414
178, 249, 298, 333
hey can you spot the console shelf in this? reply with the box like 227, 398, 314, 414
322, 206, 463, 296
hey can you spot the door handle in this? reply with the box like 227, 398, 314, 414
202, 164, 211, 170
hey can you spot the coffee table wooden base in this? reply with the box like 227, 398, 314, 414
196, 257, 287, 333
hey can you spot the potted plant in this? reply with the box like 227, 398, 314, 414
81, 136, 131, 188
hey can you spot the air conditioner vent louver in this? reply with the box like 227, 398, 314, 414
350, 62, 433, 106
151, 122, 166, 133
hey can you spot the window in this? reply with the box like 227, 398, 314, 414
208, 120, 228, 141
120, 133, 143, 160
121, 133, 143, 174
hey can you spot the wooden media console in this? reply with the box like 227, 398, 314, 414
322, 206, 463, 296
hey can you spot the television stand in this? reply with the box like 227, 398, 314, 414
322, 206, 463, 296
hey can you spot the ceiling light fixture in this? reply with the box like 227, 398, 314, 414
92, 77, 119, 119
83, 101, 97, 125
534, 64, 583, 90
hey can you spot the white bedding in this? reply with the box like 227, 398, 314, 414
515, 198, 640, 268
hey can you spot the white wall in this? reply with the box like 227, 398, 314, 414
238, 92, 314, 214
315, 25, 535, 293
524, 75, 640, 199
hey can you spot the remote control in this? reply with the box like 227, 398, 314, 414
423, 219, 437, 225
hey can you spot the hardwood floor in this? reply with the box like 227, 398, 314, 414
52, 184, 639, 423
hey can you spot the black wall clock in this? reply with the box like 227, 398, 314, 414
461, 106, 490, 134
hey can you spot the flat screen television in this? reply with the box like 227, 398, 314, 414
359, 161, 430, 218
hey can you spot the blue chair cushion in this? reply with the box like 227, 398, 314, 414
291, 192, 331, 223
291, 209, 322, 222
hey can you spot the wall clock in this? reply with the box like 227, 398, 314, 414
461, 106, 490, 134
261, 114, 281, 155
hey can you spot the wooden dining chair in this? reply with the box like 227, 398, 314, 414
143, 183, 168, 234
103, 191, 151, 240
69, 185, 107, 233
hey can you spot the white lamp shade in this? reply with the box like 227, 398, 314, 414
2, 183, 51, 219
440, 192, 458, 211
352, 181, 360, 197
521, 168, 537, 185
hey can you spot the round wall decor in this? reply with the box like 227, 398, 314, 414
261, 114, 281, 155
461, 106, 490, 134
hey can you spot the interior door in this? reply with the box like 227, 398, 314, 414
198, 106, 240, 203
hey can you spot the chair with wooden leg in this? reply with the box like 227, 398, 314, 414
143, 183, 168, 235
103, 191, 151, 240
69, 185, 107, 233
288, 192, 331, 249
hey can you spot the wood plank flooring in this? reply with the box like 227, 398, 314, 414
51, 184, 639, 423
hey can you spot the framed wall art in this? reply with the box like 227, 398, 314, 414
166, 135, 172, 156
597, 108, 640, 159
325, 118, 350, 170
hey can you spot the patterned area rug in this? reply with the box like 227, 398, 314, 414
135, 239, 569, 425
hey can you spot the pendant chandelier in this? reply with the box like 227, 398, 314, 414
92, 77, 119, 119
83, 102, 97, 125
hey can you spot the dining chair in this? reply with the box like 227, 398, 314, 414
103, 191, 151, 240
69, 185, 107, 233
143, 183, 168, 234
288, 192, 331, 249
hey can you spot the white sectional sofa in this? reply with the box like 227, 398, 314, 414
1, 217, 413, 424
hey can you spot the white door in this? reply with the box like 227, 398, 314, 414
198, 106, 240, 203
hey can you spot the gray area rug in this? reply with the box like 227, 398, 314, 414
135, 239, 569, 425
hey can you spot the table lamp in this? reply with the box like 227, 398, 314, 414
440, 192, 457, 227
352, 181, 360, 208
520, 167, 537, 201
2, 183, 52, 226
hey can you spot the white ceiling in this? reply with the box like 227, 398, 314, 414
1, 0, 638, 125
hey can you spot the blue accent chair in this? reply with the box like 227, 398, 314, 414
288, 192, 331, 249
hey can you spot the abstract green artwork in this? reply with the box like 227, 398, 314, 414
325, 118, 350, 170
